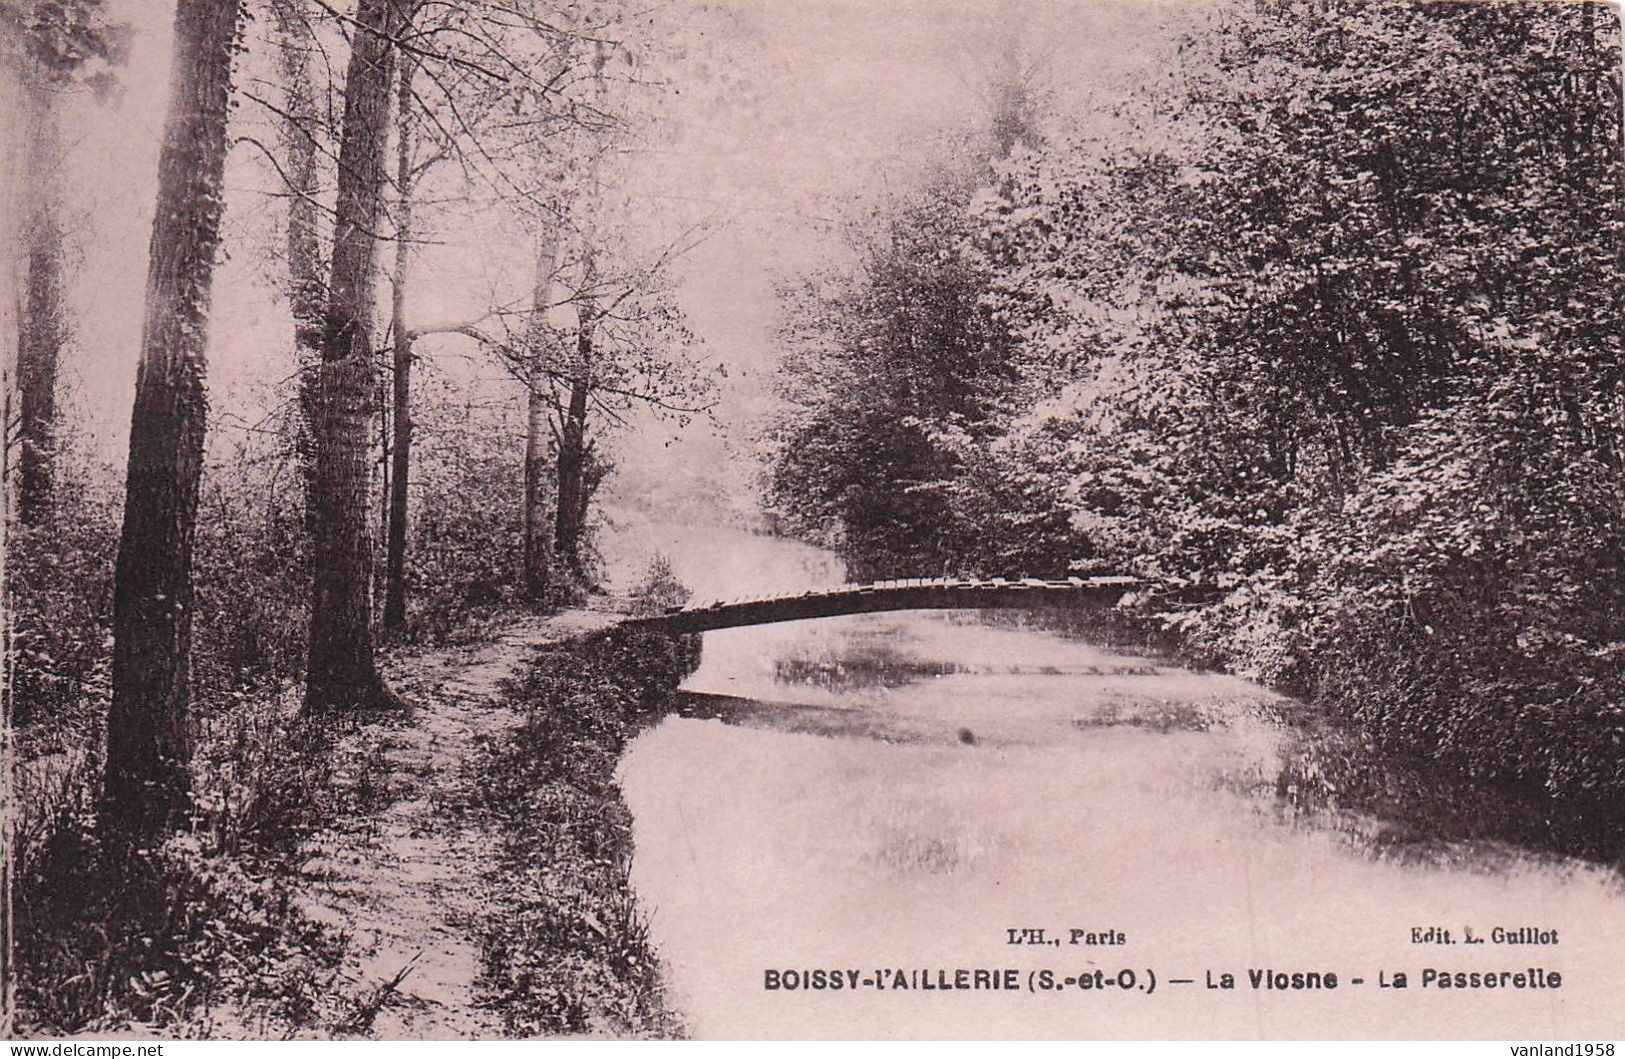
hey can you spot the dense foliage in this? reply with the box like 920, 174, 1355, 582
402, 380, 531, 640
768, 187, 1022, 579
5, 448, 118, 744
768, 0, 1625, 830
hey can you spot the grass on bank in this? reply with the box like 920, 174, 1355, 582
470, 625, 696, 1038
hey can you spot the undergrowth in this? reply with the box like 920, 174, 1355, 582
11, 832, 344, 1037
6, 699, 375, 1036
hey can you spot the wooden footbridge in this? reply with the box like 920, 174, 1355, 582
620, 576, 1141, 635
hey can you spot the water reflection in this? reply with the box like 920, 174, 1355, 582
1073, 700, 1222, 734
773, 650, 1164, 692
1250, 704, 1625, 870
773, 640, 962, 690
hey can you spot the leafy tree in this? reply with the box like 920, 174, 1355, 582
768, 189, 1016, 578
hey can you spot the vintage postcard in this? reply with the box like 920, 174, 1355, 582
3, 0, 1622, 1043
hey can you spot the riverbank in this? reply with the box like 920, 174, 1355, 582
469, 624, 696, 1037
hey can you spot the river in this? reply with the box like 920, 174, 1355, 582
607, 521, 1624, 1039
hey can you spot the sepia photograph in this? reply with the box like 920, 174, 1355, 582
1, 0, 1622, 1042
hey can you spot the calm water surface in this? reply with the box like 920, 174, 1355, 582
607, 521, 1625, 1039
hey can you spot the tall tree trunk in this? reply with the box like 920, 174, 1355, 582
383, 53, 416, 632
16, 81, 65, 527
102, 0, 242, 843
576, 441, 607, 542
270, 0, 326, 507
552, 370, 591, 584
306, 0, 404, 712
553, 258, 595, 584
522, 224, 562, 601
522, 366, 552, 599
377, 333, 389, 593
